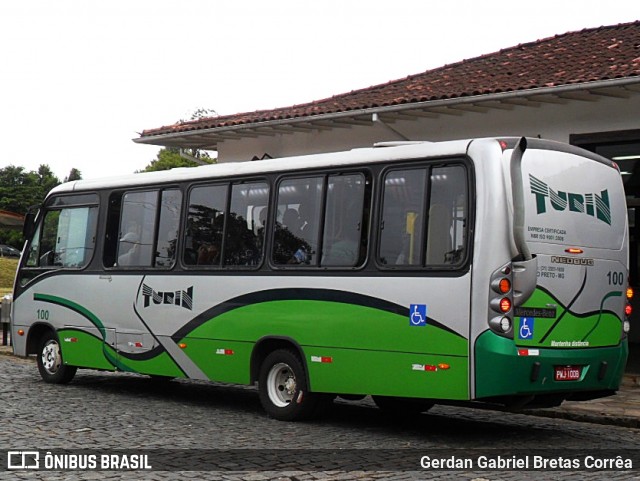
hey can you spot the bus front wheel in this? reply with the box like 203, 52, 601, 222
36, 331, 77, 384
258, 349, 321, 421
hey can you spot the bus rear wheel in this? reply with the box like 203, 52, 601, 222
37, 331, 77, 384
258, 349, 321, 421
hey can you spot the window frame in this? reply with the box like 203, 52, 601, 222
24, 193, 100, 272
182, 177, 270, 271
269, 169, 372, 271
375, 159, 472, 272
104, 186, 183, 270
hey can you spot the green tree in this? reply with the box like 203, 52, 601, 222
0, 164, 62, 248
139, 147, 215, 173
139, 108, 218, 173
64, 168, 82, 182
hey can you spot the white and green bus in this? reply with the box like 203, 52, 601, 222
11, 137, 632, 421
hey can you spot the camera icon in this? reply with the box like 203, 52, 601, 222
7, 451, 40, 470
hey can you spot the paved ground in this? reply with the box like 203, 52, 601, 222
1, 350, 639, 481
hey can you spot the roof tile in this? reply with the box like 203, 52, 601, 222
141, 21, 640, 138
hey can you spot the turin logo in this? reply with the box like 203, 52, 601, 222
529, 174, 611, 225
142, 284, 193, 310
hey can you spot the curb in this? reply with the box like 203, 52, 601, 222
523, 406, 640, 429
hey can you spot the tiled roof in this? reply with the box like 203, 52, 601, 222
140, 21, 640, 138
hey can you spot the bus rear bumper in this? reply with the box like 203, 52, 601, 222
474, 331, 628, 407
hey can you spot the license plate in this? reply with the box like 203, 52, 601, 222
554, 365, 582, 381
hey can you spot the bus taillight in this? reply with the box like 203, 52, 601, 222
625, 304, 632, 317
627, 287, 634, 300
488, 263, 515, 337
499, 298, 512, 313
491, 277, 511, 294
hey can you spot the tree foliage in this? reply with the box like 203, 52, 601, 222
0, 164, 79, 248
65, 168, 82, 182
139, 147, 215, 173
0, 164, 60, 214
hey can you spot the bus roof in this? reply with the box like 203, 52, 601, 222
48, 137, 612, 196
49, 139, 475, 195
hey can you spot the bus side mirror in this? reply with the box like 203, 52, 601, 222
22, 207, 39, 239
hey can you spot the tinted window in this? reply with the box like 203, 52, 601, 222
273, 177, 323, 265
104, 189, 182, 269
184, 181, 269, 268
322, 174, 367, 267
379, 169, 427, 266
117, 191, 157, 267
273, 173, 370, 268
184, 184, 227, 266
155, 189, 182, 267
224, 182, 268, 266
379, 164, 468, 268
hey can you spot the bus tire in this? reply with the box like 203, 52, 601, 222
258, 349, 320, 421
372, 395, 433, 416
36, 331, 77, 384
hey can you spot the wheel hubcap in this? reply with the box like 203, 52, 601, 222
41, 340, 61, 374
267, 362, 297, 407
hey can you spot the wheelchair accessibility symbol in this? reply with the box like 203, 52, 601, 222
409, 304, 427, 327
518, 317, 534, 340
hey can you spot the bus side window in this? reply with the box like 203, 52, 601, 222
116, 191, 158, 267
224, 182, 269, 266
322, 173, 368, 267
426, 166, 467, 266
379, 165, 468, 268
379, 169, 427, 266
272, 177, 323, 266
155, 189, 182, 268
183, 184, 227, 266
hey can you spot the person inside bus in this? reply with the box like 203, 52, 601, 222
322, 202, 360, 266
274, 208, 311, 264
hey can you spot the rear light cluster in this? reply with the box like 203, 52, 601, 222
488, 263, 514, 337
624, 286, 633, 334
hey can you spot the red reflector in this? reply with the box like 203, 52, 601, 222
321, 356, 333, 363
424, 365, 437, 371
565, 248, 583, 254
499, 140, 508, 151
626, 304, 632, 317
500, 298, 511, 313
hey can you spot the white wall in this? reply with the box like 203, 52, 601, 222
217, 94, 640, 162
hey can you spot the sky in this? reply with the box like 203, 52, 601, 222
1, 1, 638, 180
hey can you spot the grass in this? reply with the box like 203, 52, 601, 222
0, 257, 18, 296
